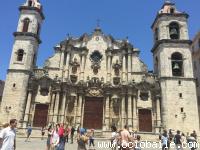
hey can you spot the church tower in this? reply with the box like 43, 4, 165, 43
0, 0, 44, 125
152, 1, 199, 132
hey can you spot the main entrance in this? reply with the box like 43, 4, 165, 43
138, 109, 152, 132
83, 97, 103, 129
33, 104, 48, 127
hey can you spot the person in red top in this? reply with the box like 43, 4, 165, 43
57, 123, 66, 150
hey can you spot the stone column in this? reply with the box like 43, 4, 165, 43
23, 91, 32, 128
53, 92, 60, 123
76, 94, 83, 126
106, 53, 112, 82
80, 54, 86, 81
122, 53, 126, 83
121, 95, 126, 128
103, 95, 110, 131
73, 95, 78, 125
127, 94, 133, 130
60, 51, 65, 69
156, 95, 161, 126
49, 93, 56, 123
132, 95, 138, 130
127, 50, 132, 81
81, 97, 85, 128
64, 53, 70, 79
60, 92, 67, 123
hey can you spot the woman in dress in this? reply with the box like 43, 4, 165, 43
51, 124, 60, 150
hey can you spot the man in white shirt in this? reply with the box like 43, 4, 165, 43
0, 119, 17, 150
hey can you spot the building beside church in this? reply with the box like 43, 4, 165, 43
0, 0, 199, 134
191, 32, 200, 126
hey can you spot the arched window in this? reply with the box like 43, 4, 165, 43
171, 52, 183, 76
170, 8, 175, 14
17, 49, 24, 61
169, 22, 180, 40
28, 0, 33, 7
22, 18, 30, 32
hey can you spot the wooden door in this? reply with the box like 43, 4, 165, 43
33, 104, 48, 127
138, 109, 152, 132
83, 97, 103, 129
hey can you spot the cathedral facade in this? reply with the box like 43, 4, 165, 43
0, 0, 199, 134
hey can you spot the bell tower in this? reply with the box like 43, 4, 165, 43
0, 0, 44, 125
152, 1, 199, 132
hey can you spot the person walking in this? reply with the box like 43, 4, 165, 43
89, 129, 95, 149
0, 119, 17, 150
70, 126, 75, 144
25, 124, 32, 142
110, 126, 118, 150
46, 125, 53, 150
64, 125, 70, 143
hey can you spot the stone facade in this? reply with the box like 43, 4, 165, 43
191, 32, 200, 128
0, 0, 199, 134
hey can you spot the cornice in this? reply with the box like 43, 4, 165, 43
19, 6, 45, 20
13, 32, 42, 44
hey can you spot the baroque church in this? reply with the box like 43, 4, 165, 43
0, 0, 199, 134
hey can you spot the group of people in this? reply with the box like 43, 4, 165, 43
46, 123, 95, 150
160, 129, 198, 150
110, 125, 142, 150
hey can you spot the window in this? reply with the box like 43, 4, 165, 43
169, 22, 180, 40
22, 18, 30, 32
178, 80, 181, 86
13, 83, 16, 88
90, 51, 102, 63
17, 49, 24, 61
179, 93, 182, 98
154, 28, 158, 41
171, 52, 183, 76
37, 23, 41, 35
196, 78, 199, 87
170, 8, 175, 14
181, 107, 184, 113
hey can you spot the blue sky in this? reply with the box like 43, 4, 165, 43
0, 0, 199, 80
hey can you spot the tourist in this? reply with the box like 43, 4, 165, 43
174, 130, 182, 150
161, 130, 169, 150
57, 123, 66, 150
181, 133, 186, 148
64, 125, 70, 143
135, 135, 141, 150
111, 125, 118, 150
89, 129, 95, 149
70, 126, 75, 144
120, 125, 132, 150
192, 130, 197, 140
46, 124, 53, 150
25, 124, 32, 142
0, 119, 17, 150
41, 126, 45, 140
187, 133, 197, 150
51, 124, 60, 150
77, 128, 89, 150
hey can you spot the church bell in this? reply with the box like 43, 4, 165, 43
173, 63, 180, 71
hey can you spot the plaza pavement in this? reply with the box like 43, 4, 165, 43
16, 137, 200, 150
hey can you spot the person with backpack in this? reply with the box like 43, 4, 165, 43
77, 128, 89, 150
